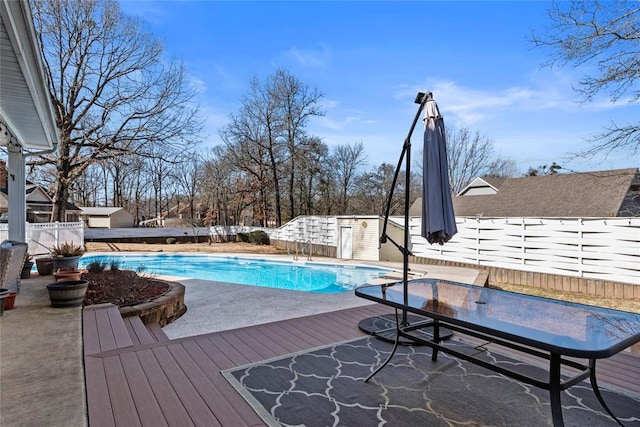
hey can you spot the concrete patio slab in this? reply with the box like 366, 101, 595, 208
0, 275, 85, 427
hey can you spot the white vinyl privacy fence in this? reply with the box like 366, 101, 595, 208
269, 216, 338, 247
409, 217, 640, 285
272, 216, 640, 285
0, 222, 84, 255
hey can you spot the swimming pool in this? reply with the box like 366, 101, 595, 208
80, 254, 390, 293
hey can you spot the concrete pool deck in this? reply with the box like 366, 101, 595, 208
156, 255, 481, 339
0, 253, 480, 425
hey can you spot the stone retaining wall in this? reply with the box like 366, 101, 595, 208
119, 281, 186, 327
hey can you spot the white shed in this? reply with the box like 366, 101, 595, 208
335, 216, 406, 262
80, 207, 135, 228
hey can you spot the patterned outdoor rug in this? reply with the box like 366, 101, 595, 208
223, 336, 640, 427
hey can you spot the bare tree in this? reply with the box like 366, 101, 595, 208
295, 137, 329, 215
219, 104, 277, 226
485, 158, 519, 178
219, 70, 323, 226
331, 142, 368, 215
532, 0, 640, 157
201, 147, 257, 227
352, 163, 406, 216
173, 152, 203, 223
271, 70, 324, 221
445, 126, 497, 194
70, 163, 103, 207
31, 0, 202, 221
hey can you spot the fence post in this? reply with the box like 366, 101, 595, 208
54, 221, 60, 247
521, 218, 526, 266
578, 218, 584, 278
475, 216, 481, 265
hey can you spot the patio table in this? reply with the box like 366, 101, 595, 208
355, 278, 640, 427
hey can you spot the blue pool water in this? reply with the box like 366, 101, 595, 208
80, 254, 390, 293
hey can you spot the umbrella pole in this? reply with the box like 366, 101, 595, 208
379, 92, 430, 326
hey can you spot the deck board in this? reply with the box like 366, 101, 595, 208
119, 352, 168, 426
151, 346, 222, 426
147, 322, 171, 342
84, 357, 115, 427
85, 303, 640, 427
102, 355, 141, 427
135, 348, 196, 426
180, 340, 265, 427
123, 316, 157, 346
83, 309, 103, 356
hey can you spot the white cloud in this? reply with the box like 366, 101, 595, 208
189, 76, 207, 94
284, 45, 331, 67
315, 114, 363, 131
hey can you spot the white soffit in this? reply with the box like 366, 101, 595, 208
0, 0, 57, 150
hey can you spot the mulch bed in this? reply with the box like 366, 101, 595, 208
83, 269, 170, 307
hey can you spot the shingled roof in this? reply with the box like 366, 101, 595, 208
410, 168, 640, 218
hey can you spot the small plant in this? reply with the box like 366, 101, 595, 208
166, 237, 177, 244
86, 260, 108, 274
109, 260, 122, 272
51, 242, 85, 258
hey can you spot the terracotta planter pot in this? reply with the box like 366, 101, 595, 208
46, 280, 89, 308
53, 269, 83, 281
4, 292, 17, 310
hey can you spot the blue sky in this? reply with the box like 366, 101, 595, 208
120, 0, 639, 175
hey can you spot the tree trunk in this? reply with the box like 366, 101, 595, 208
51, 180, 69, 222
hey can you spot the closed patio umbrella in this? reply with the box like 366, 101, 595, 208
359, 91, 456, 340
421, 94, 457, 244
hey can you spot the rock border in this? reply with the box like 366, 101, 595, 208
118, 280, 186, 327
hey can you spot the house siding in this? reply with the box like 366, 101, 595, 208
110, 210, 135, 228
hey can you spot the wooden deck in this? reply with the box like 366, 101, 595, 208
83, 304, 640, 427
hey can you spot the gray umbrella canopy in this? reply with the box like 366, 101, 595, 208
421, 95, 457, 244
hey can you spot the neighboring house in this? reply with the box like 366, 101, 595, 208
410, 168, 640, 218
80, 207, 135, 228
0, 162, 81, 223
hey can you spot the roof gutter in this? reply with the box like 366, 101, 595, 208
24, 141, 58, 157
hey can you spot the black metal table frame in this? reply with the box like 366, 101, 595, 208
359, 301, 627, 427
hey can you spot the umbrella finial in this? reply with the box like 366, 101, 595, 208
414, 91, 433, 105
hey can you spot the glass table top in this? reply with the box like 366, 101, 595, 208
355, 279, 640, 357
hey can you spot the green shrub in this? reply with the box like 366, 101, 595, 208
166, 237, 177, 244
237, 232, 250, 243
248, 230, 270, 245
